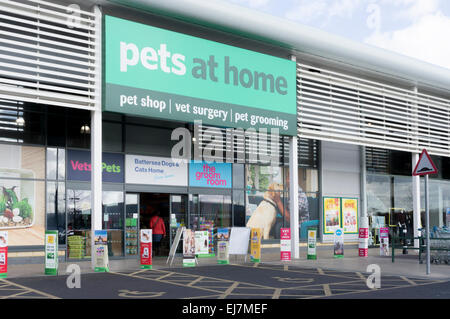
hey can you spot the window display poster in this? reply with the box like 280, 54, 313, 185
334, 228, 344, 258
307, 227, 317, 260
323, 197, 341, 234
94, 230, 109, 272
342, 198, 358, 234
250, 228, 262, 263
194, 231, 209, 256
45, 230, 58, 275
140, 229, 152, 269
280, 228, 291, 261
183, 229, 196, 267
380, 227, 389, 257
0, 145, 45, 246
0, 231, 7, 278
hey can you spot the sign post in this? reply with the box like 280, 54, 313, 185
94, 230, 109, 272
307, 227, 317, 260
45, 230, 58, 275
412, 149, 438, 275
334, 228, 344, 258
280, 228, 291, 261
250, 228, 262, 263
0, 231, 7, 278
140, 229, 152, 269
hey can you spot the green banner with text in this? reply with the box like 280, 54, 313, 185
104, 15, 297, 135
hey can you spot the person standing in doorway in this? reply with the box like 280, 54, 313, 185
149, 211, 166, 256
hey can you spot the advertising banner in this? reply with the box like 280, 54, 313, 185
183, 229, 196, 267
250, 228, 262, 263
380, 227, 390, 256
280, 228, 291, 261
358, 227, 369, 257
307, 227, 317, 260
189, 162, 232, 189
0, 231, 7, 278
125, 154, 188, 186
342, 198, 358, 234
194, 230, 209, 256
104, 15, 297, 135
228, 227, 250, 256
217, 228, 230, 264
94, 230, 109, 272
334, 228, 344, 258
323, 197, 341, 235
67, 150, 124, 183
44, 230, 58, 275
140, 229, 152, 269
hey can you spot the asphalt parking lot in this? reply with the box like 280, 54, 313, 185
1, 263, 448, 300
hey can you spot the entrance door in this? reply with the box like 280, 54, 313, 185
125, 194, 139, 256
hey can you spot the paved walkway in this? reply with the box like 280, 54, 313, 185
4, 246, 450, 280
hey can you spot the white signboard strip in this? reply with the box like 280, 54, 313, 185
125, 154, 188, 186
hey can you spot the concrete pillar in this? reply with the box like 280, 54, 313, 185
91, 5, 103, 269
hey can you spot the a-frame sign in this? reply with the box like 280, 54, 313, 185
413, 149, 438, 176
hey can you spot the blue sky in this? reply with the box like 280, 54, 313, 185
223, 0, 450, 70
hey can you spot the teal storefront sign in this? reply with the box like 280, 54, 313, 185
104, 15, 297, 135
189, 161, 232, 188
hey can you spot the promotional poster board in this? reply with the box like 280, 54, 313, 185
323, 197, 341, 235
104, 15, 297, 135
194, 230, 209, 256
183, 229, 196, 267
44, 230, 58, 275
228, 227, 250, 256
94, 230, 109, 272
341, 198, 358, 234
140, 229, 152, 269
250, 228, 262, 263
280, 228, 291, 261
380, 227, 390, 256
358, 227, 369, 257
217, 228, 230, 264
0, 231, 7, 278
334, 228, 344, 258
307, 227, 317, 260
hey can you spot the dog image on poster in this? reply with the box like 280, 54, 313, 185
246, 183, 285, 240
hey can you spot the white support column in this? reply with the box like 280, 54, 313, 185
289, 55, 299, 259
91, 5, 103, 269
289, 136, 299, 259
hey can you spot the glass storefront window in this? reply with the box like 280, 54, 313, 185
67, 189, 91, 231
46, 148, 65, 180
246, 165, 283, 191
102, 191, 124, 230
46, 182, 66, 245
420, 180, 450, 229
233, 190, 245, 227
232, 164, 245, 189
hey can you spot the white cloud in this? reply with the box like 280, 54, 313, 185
227, 0, 271, 9
285, 0, 361, 23
365, 11, 450, 70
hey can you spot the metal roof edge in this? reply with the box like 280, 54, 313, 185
106, 0, 450, 93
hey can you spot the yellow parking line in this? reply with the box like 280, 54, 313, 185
0, 279, 60, 299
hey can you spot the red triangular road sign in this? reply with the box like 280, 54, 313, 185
413, 149, 438, 176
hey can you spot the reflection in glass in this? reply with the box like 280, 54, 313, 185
46, 182, 66, 244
